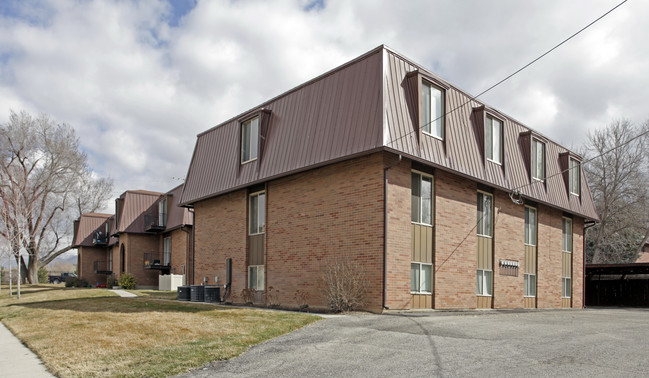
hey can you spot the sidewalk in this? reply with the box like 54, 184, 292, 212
0, 322, 54, 377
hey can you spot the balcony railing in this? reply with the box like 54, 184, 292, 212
93, 260, 112, 275
143, 251, 171, 272
144, 211, 166, 232
93, 231, 109, 246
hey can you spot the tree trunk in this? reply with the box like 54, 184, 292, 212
27, 254, 38, 284
14, 255, 30, 284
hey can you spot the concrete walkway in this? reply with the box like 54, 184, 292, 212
110, 289, 138, 297
0, 322, 54, 377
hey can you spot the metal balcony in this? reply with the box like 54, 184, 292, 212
93, 260, 112, 275
143, 251, 171, 272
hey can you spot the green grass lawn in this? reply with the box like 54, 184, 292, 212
0, 285, 319, 377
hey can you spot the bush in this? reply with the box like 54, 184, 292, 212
118, 273, 137, 290
65, 277, 89, 288
106, 276, 118, 288
38, 267, 49, 283
322, 257, 367, 312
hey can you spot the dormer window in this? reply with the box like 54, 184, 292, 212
241, 116, 259, 164
531, 138, 545, 181
569, 157, 580, 196
421, 80, 445, 139
485, 116, 503, 164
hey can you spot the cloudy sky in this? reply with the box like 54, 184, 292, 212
0, 0, 646, 212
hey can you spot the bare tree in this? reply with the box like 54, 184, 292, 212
0, 110, 113, 283
583, 119, 649, 264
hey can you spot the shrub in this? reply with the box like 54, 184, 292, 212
65, 277, 89, 288
294, 289, 309, 311
266, 286, 280, 308
106, 276, 118, 288
241, 288, 256, 304
37, 267, 49, 283
118, 273, 137, 290
322, 257, 367, 312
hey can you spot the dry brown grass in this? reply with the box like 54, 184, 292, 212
0, 285, 319, 377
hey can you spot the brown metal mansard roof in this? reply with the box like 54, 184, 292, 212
180, 45, 598, 221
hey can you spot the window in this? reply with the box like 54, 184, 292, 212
531, 138, 545, 181
562, 217, 572, 253
241, 117, 259, 164
411, 172, 433, 225
485, 116, 503, 164
569, 158, 580, 195
158, 198, 167, 227
163, 236, 171, 265
524, 273, 536, 297
476, 269, 492, 296
524, 206, 537, 246
477, 191, 493, 237
562, 277, 571, 298
411, 263, 432, 293
249, 191, 265, 235
248, 265, 264, 290
421, 80, 445, 139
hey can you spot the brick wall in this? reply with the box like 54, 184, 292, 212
536, 205, 563, 308
119, 233, 160, 288
193, 189, 247, 294
78, 246, 108, 285
170, 228, 190, 276
572, 216, 584, 308
492, 190, 525, 308
267, 153, 385, 312
434, 170, 478, 309
385, 155, 412, 310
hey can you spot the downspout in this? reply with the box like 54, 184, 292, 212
383, 154, 402, 310
181, 225, 191, 281
189, 208, 195, 285
583, 220, 597, 308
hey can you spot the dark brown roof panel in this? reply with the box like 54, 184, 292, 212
72, 213, 111, 247
115, 190, 162, 234
181, 48, 384, 205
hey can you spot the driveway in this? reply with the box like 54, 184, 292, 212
181, 308, 649, 377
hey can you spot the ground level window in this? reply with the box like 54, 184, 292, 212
477, 269, 492, 296
562, 277, 571, 298
411, 263, 432, 293
524, 273, 536, 297
248, 265, 264, 291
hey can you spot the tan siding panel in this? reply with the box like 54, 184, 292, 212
411, 294, 432, 309
524, 297, 536, 308
563, 252, 572, 277
477, 236, 492, 270
411, 224, 433, 263
477, 295, 492, 308
248, 234, 264, 266
525, 245, 537, 273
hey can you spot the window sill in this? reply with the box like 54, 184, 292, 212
422, 131, 444, 141
411, 292, 432, 295
532, 177, 545, 183
562, 251, 572, 254
477, 234, 493, 239
487, 158, 502, 166
241, 157, 258, 165
411, 222, 433, 227
570, 192, 580, 197
524, 295, 536, 298
249, 232, 265, 236
524, 243, 536, 247
476, 294, 492, 297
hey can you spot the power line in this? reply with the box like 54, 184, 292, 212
385, 0, 628, 149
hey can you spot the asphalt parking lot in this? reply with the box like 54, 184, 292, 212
181, 308, 649, 377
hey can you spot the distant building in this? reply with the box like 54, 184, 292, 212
73, 184, 193, 288
179, 45, 598, 312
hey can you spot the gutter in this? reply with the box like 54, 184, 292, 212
383, 154, 402, 310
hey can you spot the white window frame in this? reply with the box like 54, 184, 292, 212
476, 269, 493, 296
241, 116, 259, 164
485, 115, 503, 165
562, 217, 573, 253
249, 191, 266, 235
421, 80, 445, 140
569, 157, 580, 196
411, 171, 434, 226
163, 236, 171, 266
248, 265, 264, 291
477, 191, 493, 238
524, 273, 536, 297
524, 206, 537, 246
158, 198, 167, 227
562, 277, 571, 298
410, 262, 433, 294
531, 138, 545, 181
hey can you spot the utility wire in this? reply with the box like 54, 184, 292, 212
385, 0, 629, 149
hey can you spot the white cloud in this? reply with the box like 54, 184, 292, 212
0, 0, 648, 206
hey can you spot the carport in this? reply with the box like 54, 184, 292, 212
585, 263, 649, 307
